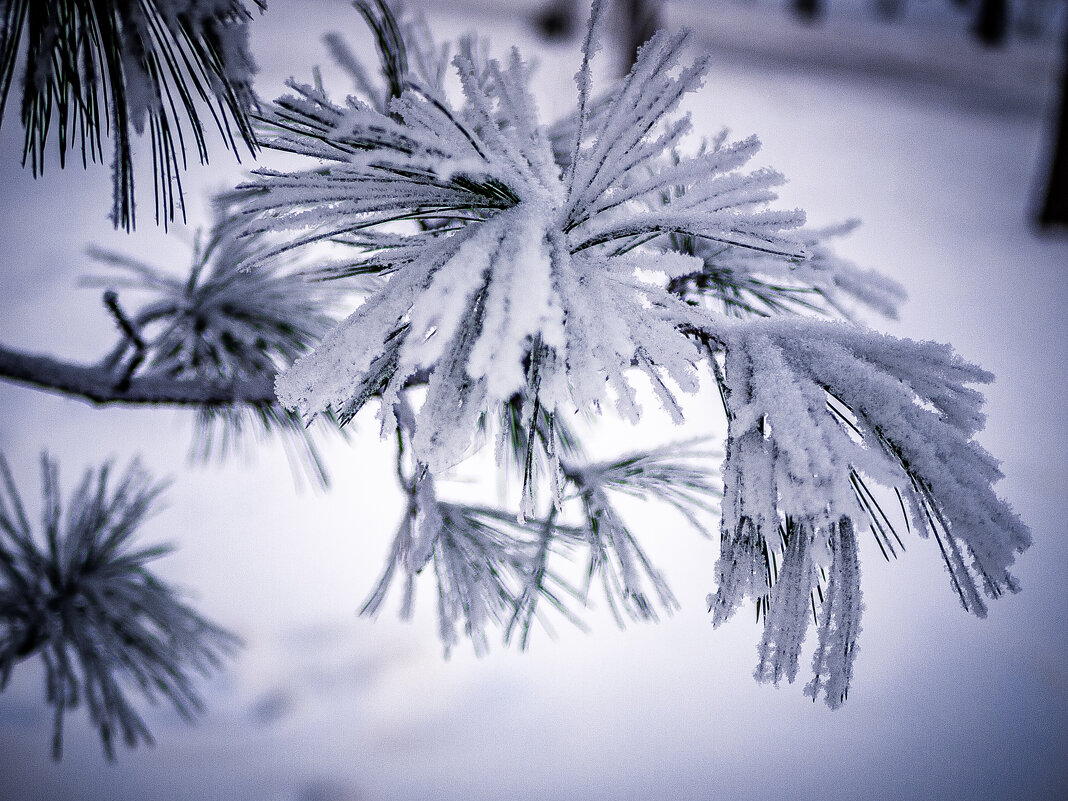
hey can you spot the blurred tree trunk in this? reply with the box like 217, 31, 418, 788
534, 0, 661, 73
973, 0, 1009, 46
621, 0, 662, 69
1039, 21, 1068, 228
794, 0, 822, 22
535, 0, 579, 39
873, 0, 907, 21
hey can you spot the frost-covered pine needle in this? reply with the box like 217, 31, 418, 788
0, 0, 263, 229
668, 218, 907, 320
364, 420, 719, 651
86, 206, 340, 485
360, 468, 588, 655
702, 316, 1029, 703
0, 454, 238, 759
223, 2, 1029, 705
236, 5, 805, 498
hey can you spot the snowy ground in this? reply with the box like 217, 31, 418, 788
0, 1, 1066, 800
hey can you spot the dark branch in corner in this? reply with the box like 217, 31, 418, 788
0, 343, 277, 407
0, 343, 434, 410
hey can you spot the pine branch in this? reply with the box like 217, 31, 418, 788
240, 4, 804, 502
699, 316, 1029, 703
0, 453, 238, 760
0, 0, 263, 230
0, 343, 276, 406
0, 0, 1030, 720
4, 203, 360, 484
365, 406, 720, 654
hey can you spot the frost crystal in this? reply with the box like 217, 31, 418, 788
238, 23, 804, 485
229, 3, 1030, 704
704, 316, 1029, 702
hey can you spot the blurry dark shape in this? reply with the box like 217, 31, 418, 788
0, 454, 238, 759
1016, 0, 1055, 39
793, 0, 823, 23
973, 0, 1009, 46
0, 0, 263, 231
1039, 21, 1068, 228
621, 0, 662, 69
249, 687, 294, 726
873, 0, 906, 20
535, 0, 579, 39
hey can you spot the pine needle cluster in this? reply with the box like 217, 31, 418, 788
226, 0, 1029, 708
0, 0, 1033, 731
0, 454, 236, 758
85, 210, 341, 484
0, 0, 263, 229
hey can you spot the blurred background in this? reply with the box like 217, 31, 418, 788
1, 1, 1066, 799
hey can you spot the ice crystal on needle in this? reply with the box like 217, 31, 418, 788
226, 1, 1029, 706
703, 316, 1030, 703
236, 3, 804, 486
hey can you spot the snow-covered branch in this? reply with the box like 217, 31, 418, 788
700, 316, 1030, 704
0, 454, 237, 760
220, 2, 1032, 704
241, 12, 807, 508
0, 0, 1034, 727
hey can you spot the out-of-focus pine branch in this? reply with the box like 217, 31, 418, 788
0, 342, 276, 406
0, 207, 345, 484
0, 453, 238, 760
